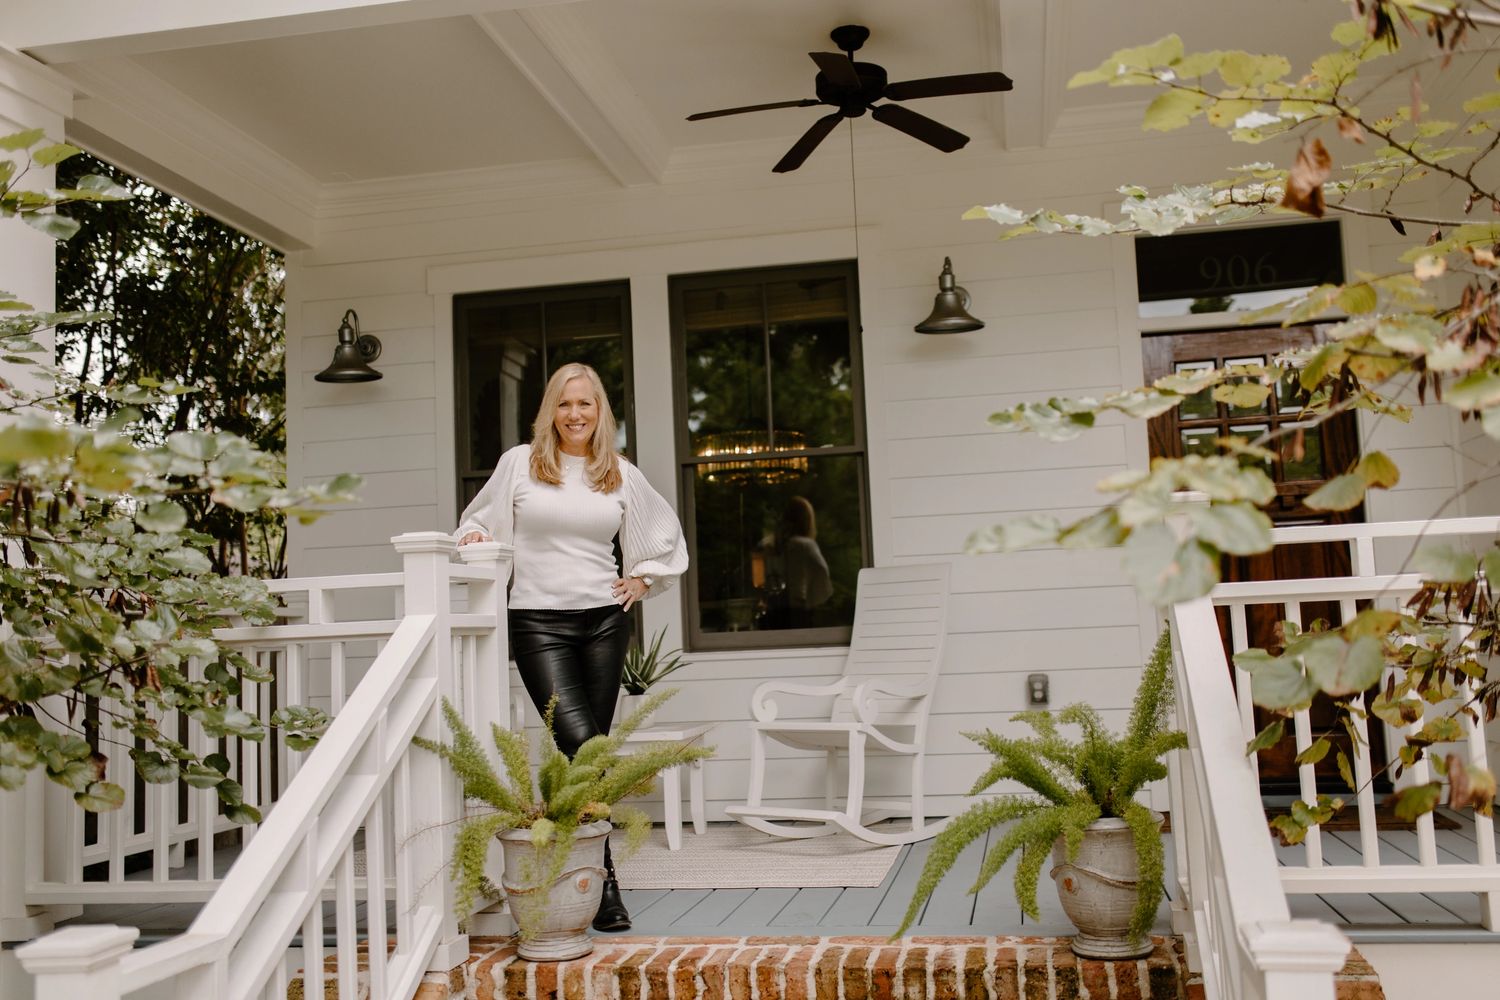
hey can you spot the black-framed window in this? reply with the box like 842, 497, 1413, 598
670, 261, 870, 650
454, 281, 634, 511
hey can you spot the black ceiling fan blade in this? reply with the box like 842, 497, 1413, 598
687, 99, 822, 122
871, 103, 969, 152
772, 112, 844, 173
808, 51, 861, 89
884, 71, 1014, 101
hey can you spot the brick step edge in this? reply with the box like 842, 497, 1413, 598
463, 934, 1188, 1000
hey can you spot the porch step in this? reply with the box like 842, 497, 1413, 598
463, 934, 1191, 1000
297, 935, 1386, 999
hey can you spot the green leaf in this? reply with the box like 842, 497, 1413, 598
1122, 523, 1220, 605
1412, 544, 1478, 583
1483, 548, 1500, 587
129, 749, 179, 784
0, 128, 45, 151
1446, 370, 1500, 411
1416, 717, 1464, 743
1355, 451, 1400, 488
1303, 635, 1383, 698
1389, 781, 1444, 822
222, 802, 262, 825
135, 501, 188, 533
1465, 91, 1500, 114
1305, 473, 1367, 512
1336, 283, 1378, 315
1143, 89, 1207, 131
74, 781, 125, 811
967, 514, 1060, 553
30, 143, 81, 167
1189, 501, 1273, 556
1336, 749, 1356, 792
20, 213, 81, 241
1211, 382, 1271, 408
1219, 51, 1291, 87
1296, 737, 1332, 766
1247, 657, 1317, 710
1247, 718, 1285, 754
0, 423, 73, 461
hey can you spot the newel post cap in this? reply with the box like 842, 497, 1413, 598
390, 531, 458, 555
456, 540, 514, 565
16, 925, 139, 973
1241, 919, 1351, 972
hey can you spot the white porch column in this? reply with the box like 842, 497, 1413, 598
391, 531, 470, 973
0, 48, 76, 948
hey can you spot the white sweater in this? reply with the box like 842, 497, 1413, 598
455, 444, 688, 607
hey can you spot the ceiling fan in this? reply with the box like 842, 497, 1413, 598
686, 24, 1013, 173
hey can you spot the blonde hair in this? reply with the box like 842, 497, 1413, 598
529, 362, 622, 492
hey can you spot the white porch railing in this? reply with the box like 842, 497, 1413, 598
1208, 517, 1500, 923
15, 532, 514, 1000
1169, 515, 1500, 999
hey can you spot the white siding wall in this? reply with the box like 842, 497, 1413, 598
286, 127, 1473, 819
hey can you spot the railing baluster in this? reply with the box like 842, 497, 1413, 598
335, 844, 358, 1000
286, 641, 306, 784
107, 686, 129, 884
393, 750, 414, 944
1286, 600, 1324, 868
190, 658, 216, 883
1339, 597, 1380, 867
365, 790, 389, 1000
242, 662, 260, 842
331, 640, 347, 714
301, 829, 324, 1000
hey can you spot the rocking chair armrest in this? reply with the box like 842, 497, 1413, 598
749, 679, 853, 722
850, 680, 929, 724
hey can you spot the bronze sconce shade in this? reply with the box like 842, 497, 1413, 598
914, 257, 984, 334
314, 309, 383, 383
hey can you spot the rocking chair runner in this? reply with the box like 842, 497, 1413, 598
725, 563, 951, 846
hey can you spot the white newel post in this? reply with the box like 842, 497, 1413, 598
1242, 920, 1351, 999
456, 541, 518, 937
15, 925, 138, 1000
392, 532, 469, 973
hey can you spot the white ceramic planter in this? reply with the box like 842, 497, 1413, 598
1050, 813, 1163, 959
618, 692, 655, 728
498, 819, 610, 961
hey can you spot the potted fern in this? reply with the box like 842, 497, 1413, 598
617, 627, 690, 727
416, 688, 712, 961
897, 627, 1186, 958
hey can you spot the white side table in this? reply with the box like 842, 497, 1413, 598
623, 723, 713, 850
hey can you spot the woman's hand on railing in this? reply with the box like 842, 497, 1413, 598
458, 531, 491, 546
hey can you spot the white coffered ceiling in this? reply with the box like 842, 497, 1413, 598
4, 0, 1354, 246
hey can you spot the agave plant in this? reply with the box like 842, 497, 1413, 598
415, 687, 713, 922
620, 627, 690, 695
897, 626, 1186, 938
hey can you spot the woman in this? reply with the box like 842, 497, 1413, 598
456, 362, 687, 933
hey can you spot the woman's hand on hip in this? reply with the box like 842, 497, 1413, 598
458, 531, 491, 546
612, 576, 649, 611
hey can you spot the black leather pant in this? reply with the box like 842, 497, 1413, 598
509, 605, 632, 760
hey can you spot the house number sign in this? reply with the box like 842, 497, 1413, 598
1134, 220, 1344, 303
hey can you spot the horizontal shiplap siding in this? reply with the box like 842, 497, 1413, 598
286, 128, 1467, 818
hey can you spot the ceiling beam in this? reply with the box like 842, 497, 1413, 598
981, 0, 1064, 150
5, 0, 583, 63
59, 58, 321, 249
473, 8, 667, 187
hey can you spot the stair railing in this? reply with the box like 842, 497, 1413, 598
16, 532, 513, 1000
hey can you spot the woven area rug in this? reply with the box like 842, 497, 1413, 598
615, 823, 901, 890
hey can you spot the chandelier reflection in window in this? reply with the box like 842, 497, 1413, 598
695, 429, 808, 484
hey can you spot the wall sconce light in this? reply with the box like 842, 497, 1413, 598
314, 309, 383, 383
914, 257, 984, 334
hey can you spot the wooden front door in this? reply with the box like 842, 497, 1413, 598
1143, 325, 1385, 792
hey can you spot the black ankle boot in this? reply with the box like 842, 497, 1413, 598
592, 838, 631, 932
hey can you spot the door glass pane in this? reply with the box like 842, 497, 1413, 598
1228, 423, 1271, 469
546, 295, 630, 454
1174, 361, 1217, 420
691, 455, 861, 636
1180, 426, 1218, 458
1280, 422, 1325, 481
682, 285, 768, 450
1225, 356, 1270, 417
466, 303, 542, 470
767, 276, 854, 448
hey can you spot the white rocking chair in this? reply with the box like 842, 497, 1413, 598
725, 563, 951, 846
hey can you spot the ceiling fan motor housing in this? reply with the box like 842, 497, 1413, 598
815, 62, 888, 117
